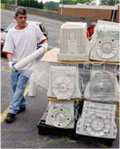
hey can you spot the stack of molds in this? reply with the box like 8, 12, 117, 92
47, 66, 81, 99
57, 22, 89, 61
76, 70, 118, 139
90, 20, 120, 62
46, 66, 82, 128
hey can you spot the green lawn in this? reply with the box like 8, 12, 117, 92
0, 3, 5, 9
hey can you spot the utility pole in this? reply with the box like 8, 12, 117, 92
15, 0, 17, 6
61, 0, 63, 15
111, 0, 118, 22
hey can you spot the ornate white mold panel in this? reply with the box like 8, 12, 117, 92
84, 70, 118, 103
76, 101, 117, 139
47, 66, 81, 99
57, 22, 89, 61
90, 20, 119, 62
46, 101, 75, 128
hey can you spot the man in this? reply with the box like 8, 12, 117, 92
2, 7, 48, 123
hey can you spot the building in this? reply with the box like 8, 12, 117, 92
58, 4, 119, 22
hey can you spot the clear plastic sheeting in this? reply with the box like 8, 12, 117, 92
23, 61, 81, 91
24, 62, 51, 90
90, 71, 116, 101
84, 70, 119, 103
78, 64, 91, 93
22, 61, 118, 101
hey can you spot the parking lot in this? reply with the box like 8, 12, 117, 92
1, 9, 119, 148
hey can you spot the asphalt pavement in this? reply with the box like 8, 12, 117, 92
1, 9, 119, 149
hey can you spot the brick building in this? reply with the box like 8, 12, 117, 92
58, 4, 120, 22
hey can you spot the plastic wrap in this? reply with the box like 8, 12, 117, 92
84, 70, 119, 103
23, 62, 81, 92
22, 60, 118, 98
28, 73, 37, 97
13, 47, 46, 71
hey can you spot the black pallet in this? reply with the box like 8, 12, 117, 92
37, 110, 115, 146
75, 134, 115, 147
37, 118, 114, 146
37, 109, 75, 137
37, 119, 75, 137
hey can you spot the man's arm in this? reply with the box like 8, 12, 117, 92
7, 54, 13, 62
38, 40, 48, 52
7, 54, 14, 69
2, 31, 15, 69
42, 40, 48, 43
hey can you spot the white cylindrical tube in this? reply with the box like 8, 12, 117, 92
28, 73, 36, 97
13, 47, 45, 71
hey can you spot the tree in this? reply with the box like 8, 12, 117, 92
44, 1, 58, 11
17, 0, 43, 9
1, 0, 5, 3
7, 0, 15, 4
101, 0, 119, 5
38, 1, 44, 9
1, 0, 15, 4
77, 0, 92, 4
60, 0, 92, 4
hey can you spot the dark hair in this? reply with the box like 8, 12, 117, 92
15, 7, 27, 16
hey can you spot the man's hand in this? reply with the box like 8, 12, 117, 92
36, 41, 48, 61
41, 43, 48, 52
8, 61, 14, 69
7, 54, 15, 70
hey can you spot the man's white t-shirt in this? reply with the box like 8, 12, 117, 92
3, 23, 46, 70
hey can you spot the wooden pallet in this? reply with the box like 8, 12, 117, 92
41, 48, 120, 65
47, 96, 83, 102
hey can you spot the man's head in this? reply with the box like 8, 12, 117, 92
14, 7, 27, 28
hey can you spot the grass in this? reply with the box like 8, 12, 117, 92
0, 3, 5, 9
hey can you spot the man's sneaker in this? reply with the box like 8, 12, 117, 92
5, 113, 16, 123
17, 107, 26, 114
